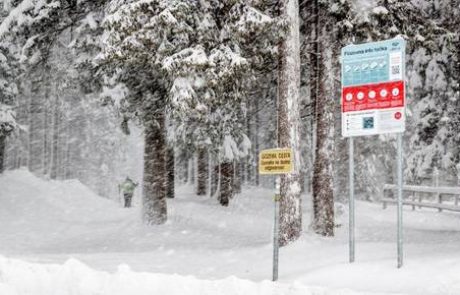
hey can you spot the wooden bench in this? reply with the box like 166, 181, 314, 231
382, 184, 460, 212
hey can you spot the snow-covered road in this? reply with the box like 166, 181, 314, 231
1, 169, 460, 294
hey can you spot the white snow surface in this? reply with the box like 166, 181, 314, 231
1, 169, 460, 294
0, 257, 396, 295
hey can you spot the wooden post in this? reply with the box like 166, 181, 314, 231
411, 191, 416, 211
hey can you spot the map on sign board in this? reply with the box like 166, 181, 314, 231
341, 38, 406, 137
259, 148, 293, 175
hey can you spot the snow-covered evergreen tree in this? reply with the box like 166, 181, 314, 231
166, 1, 279, 204
100, 0, 278, 217
0, 43, 19, 173
404, 1, 460, 182
1, 0, 136, 197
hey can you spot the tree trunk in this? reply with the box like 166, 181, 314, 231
255, 94, 260, 186
43, 96, 50, 176
28, 78, 45, 175
299, 171, 305, 193
166, 146, 175, 199
277, 0, 302, 247
312, 9, 335, 236
233, 161, 242, 194
312, 78, 335, 235
245, 102, 252, 185
0, 135, 5, 174
60, 122, 71, 179
211, 164, 219, 197
50, 95, 60, 179
196, 148, 208, 195
188, 157, 195, 185
219, 161, 233, 206
183, 151, 189, 184
207, 152, 213, 197
142, 109, 167, 225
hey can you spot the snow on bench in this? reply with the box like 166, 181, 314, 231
382, 184, 460, 212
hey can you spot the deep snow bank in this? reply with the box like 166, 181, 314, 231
0, 168, 118, 213
0, 169, 135, 254
0, 257, 401, 295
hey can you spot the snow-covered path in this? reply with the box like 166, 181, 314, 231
1, 169, 460, 294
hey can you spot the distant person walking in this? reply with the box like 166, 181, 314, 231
119, 177, 138, 208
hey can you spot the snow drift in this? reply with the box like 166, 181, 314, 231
0, 256, 400, 295
0, 168, 136, 255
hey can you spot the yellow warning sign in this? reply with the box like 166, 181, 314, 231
259, 148, 293, 175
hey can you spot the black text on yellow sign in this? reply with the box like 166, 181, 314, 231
259, 148, 293, 175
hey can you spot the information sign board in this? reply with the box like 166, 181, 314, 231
341, 38, 406, 137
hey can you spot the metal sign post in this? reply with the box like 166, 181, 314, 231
273, 177, 281, 281
341, 38, 406, 267
259, 148, 293, 281
349, 137, 355, 263
397, 133, 403, 268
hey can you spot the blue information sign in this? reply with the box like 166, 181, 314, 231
342, 38, 405, 86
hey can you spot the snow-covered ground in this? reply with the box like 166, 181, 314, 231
0, 257, 397, 295
1, 169, 460, 295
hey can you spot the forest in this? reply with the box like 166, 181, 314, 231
0, 0, 459, 248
